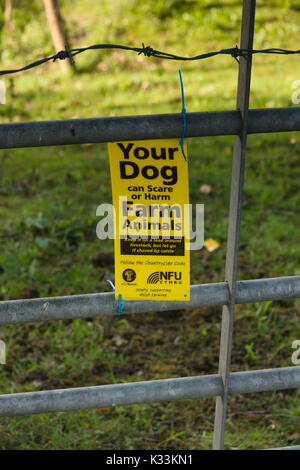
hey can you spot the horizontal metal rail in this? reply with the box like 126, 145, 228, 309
0, 276, 299, 325
1, 107, 300, 148
0, 366, 299, 417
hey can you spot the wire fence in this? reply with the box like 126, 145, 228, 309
2, 43, 300, 76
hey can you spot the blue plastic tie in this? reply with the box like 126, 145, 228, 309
118, 294, 126, 316
106, 280, 125, 316
179, 70, 187, 161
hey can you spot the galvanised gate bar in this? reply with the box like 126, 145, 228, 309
0, 0, 299, 450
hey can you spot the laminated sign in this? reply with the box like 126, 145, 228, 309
108, 139, 190, 301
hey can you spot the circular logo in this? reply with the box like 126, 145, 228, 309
122, 269, 136, 283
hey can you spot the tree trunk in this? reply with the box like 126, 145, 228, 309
43, 0, 74, 73
5, 0, 14, 41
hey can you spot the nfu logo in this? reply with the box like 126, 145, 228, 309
147, 271, 182, 284
122, 269, 136, 283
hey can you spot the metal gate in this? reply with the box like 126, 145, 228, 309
0, 0, 300, 450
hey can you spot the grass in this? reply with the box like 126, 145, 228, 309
0, 0, 299, 450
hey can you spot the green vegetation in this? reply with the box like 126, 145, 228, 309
0, 0, 299, 450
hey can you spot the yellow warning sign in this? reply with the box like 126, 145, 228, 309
108, 139, 190, 301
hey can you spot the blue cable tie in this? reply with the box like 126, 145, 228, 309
118, 294, 126, 316
106, 279, 115, 291
106, 280, 125, 316
179, 70, 187, 161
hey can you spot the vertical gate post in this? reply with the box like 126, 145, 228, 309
213, 0, 256, 450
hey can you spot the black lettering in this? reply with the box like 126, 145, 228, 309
161, 166, 177, 185
151, 147, 166, 160
141, 166, 159, 179
117, 142, 134, 159
120, 161, 139, 179
168, 147, 179, 159
134, 147, 149, 159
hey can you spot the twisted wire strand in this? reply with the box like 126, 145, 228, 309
1, 44, 300, 77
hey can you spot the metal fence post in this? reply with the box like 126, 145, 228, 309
213, 0, 256, 450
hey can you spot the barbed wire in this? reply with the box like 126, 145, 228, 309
1, 43, 300, 76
